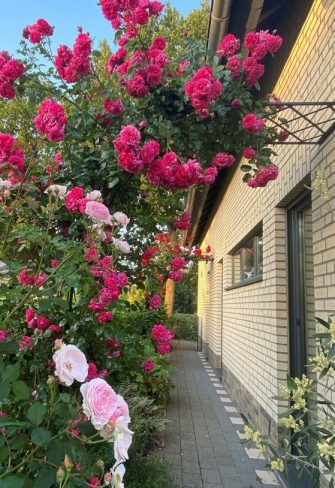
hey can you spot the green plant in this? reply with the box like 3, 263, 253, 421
125, 455, 180, 488
172, 313, 197, 340
244, 315, 335, 487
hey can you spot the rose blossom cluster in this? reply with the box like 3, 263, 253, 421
85, 362, 108, 382
184, 66, 222, 118
149, 294, 161, 310
151, 323, 174, 355
107, 37, 169, 99
25, 308, 62, 334
114, 124, 218, 188
142, 358, 155, 373
114, 125, 160, 173
22, 18, 54, 44
211, 152, 236, 169
247, 165, 279, 188
0, 51, 25, 100
55, 31, 92, 83
105, 339, 122, 359
217, 31, 282, 87
244, 30, 282, 61
174, 211, 191, 230
53, 341, 132, 481
242, 113, 265, 134
141, 245, 159, 267
100, 0, 163, 45
147, 152, 218, 189
125, 38, 169, 98
168, 256, 187, 282
103, 98, 124, 116
34, 99, 67, 142
87, 254, 129, 314
0, 133, 25, 174
18, 269, 47, 287
64, 186, 130, 243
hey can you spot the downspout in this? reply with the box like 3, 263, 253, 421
185, 0, 234, 241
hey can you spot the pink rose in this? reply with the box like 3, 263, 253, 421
80, 378, 118, 430
53, 344, 88, 386
85, 201, 111, 224
112, 211, 130, 227
143, 359, 155, 373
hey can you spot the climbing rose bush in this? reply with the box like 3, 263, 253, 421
0, 1, 286, 485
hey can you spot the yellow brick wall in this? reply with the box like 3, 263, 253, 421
197, 0, 335, 422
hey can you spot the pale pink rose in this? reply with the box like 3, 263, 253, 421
53, 344, 88, 386
86, 190, 102, 201
85, 201, 111, 224
113, 238, 131, 254
114, 395, 129, 419
80, 378, 118, 430
112, 212, 130, 227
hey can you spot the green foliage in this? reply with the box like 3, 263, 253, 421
125, 455, 180, 488
245, 315, 335, 487
172, 313, 197, 341
174, 266, 197, 314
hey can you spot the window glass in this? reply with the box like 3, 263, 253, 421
232, 230, 263, 285
242, 238, 254, 280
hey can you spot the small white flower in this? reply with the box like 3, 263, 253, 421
0, 261, 9, 275
113, 212, 130, 228
45, 185, 67, 199
113, 239, 131, 254
87, 190, 102, 201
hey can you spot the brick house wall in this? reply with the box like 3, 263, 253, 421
197, 0, 335, 434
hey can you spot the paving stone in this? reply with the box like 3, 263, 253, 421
201, 468, 222, 484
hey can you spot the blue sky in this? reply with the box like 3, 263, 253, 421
0, 1, 204, 54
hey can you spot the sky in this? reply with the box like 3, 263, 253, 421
0, 0, 204, 54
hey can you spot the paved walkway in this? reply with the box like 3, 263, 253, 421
162, 348, 281, 488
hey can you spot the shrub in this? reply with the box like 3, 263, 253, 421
172, 313, 197, 340
125, 455, 180, 488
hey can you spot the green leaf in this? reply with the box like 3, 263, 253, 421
12, 380, 31, 400
31, 428, 51, 447
0, 382, 11, 398
11, 435, 30, 451
27, 402, 47, 426
59, 393, 71, 403
0, 341, 19, 354
46, 439, 65, 464
33, 467, 55, 488
240, 164, 252, 172
3, 363, 20, 383
0, 475, 26, 488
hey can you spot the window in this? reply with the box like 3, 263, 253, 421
232, 230, 263, 286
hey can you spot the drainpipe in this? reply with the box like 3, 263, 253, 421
207, 0, 234, 53
185, 0, 234, 243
